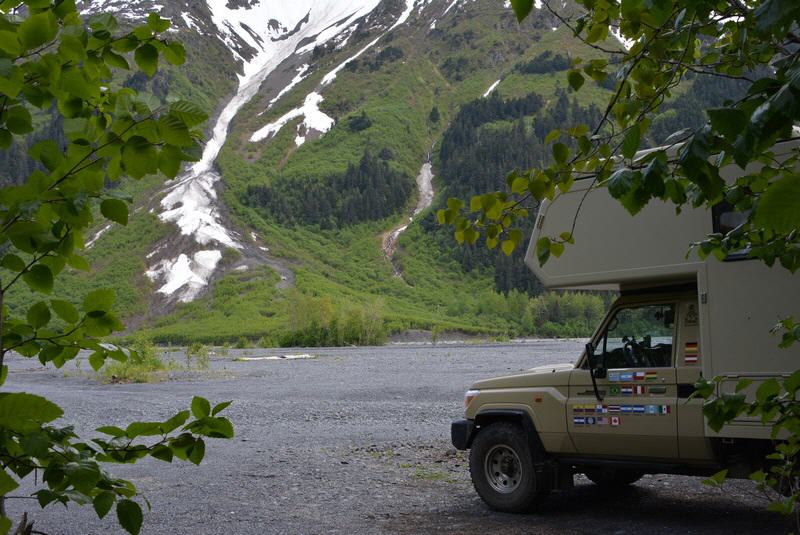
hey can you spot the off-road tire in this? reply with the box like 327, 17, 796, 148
469, 422, 548, 513
584, 468, 644, 487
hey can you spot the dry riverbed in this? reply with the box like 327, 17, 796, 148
6, 341, 787, 534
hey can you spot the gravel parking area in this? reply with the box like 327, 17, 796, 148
5, 341, 788, 534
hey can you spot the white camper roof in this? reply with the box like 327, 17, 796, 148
524, 138, 800, 290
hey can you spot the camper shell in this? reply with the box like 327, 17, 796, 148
451, 139, 800, 513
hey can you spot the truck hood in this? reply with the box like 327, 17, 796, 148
471, 362, 574, 389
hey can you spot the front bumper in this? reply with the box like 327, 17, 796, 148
451, 418, 475, 450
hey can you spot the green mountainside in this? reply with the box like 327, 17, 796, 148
2, 0, 745, 345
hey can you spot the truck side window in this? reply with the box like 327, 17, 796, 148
597, 304, 675, 368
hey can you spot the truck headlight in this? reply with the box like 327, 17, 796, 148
464, 389, 480, 408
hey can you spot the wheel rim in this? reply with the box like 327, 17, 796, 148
484, 444, 523, 494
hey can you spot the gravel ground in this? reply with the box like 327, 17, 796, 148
5, 341, 788, 534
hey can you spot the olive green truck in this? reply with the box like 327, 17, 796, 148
451, 139, 800, 512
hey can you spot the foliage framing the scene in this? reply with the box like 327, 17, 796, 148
0, 1, 233, 534
441, 0, 799, 272
439, 0, 800, 524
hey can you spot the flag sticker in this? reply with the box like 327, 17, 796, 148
645, 371, 658, 382
608, 404, 621, 413
684, 342, 699, 364
608, 372, 621, 382
648, 385, 667, 395
620, 372, 634, 381
573, 416, 586, 425
611, 416, 621, 427
621, 386, 633, 396
634, 385, 646, 395
634, 371, 646, 381
609, 385, 621, 396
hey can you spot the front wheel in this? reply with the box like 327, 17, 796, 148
469, 422, 549, 513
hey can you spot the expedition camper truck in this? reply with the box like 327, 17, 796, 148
451, 138, 800, 512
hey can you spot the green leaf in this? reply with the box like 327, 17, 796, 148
707, 108, 748, 141
51, 300, 79, 324
94, 491, 116, 519
100, 198, 129, 225
5, 105, 33, 134
544, 129, 560, 144
567, 70, 584, 91
170, 100, 208, 127
702, 468, 728, 487
188, 438, 205, 465
559, 232, 575, 244
163, 42, 186, 65
103, 48, 130, 70
501, 240, 515, 256
134, 43, 159, 77
753, 174, 800, 234
26, 301, 51, 328
21, 430, 49, 457
96, 425, 126, 437
536, 237, 551, 265
18, 11, 58, 50
158, 116, 192, 146
191, 396, 211, 418
552, 142, 569, 164
0, 515, 10, 534
88, 351, 106, 371
125, 421, 163, 438
65, 460, 101, 494
121, 136, 159, 179
0, 254, 25, 272
23, 265, 54, 294
550, 241, 565, 257
755, 378, 780, 403
0, 470, 18, 496
0, 393, 63, 433
150, 445, 173, 462
29, 140, 64, 171
83, 288, 115, 314
622, 124, 641, 160
212, 401, 232, 416
147, 12, 171, 32
509, 0, 534, 22
117, 500, 143, 535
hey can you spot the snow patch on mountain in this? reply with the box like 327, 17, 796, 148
483, 79, 501, 97
260, 64, 310, 114
147, 0, 388, 303
146, 250, 222, 303
250, 0, 416, 146
181, 12, 203, 34
80, 1, 164, 20
251, 92, 334, 144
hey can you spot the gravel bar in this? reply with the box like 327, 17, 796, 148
5, 341, 787, 534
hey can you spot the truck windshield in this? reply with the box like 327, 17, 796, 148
594, 303, 675, 368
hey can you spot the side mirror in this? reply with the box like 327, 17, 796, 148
586, 342, 606, 378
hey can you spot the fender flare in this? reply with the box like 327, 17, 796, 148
473, 408, 546, 455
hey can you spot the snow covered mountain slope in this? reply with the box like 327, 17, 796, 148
144, 1, 397, 303
75, 0, 618, 340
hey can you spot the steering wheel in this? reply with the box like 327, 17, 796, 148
622, 336, 641, 367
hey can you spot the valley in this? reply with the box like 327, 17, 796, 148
2, 0, 745, 345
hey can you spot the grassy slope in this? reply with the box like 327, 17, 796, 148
143, 1, 616, 343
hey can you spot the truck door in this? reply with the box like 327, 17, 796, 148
568, 302, 679, 459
